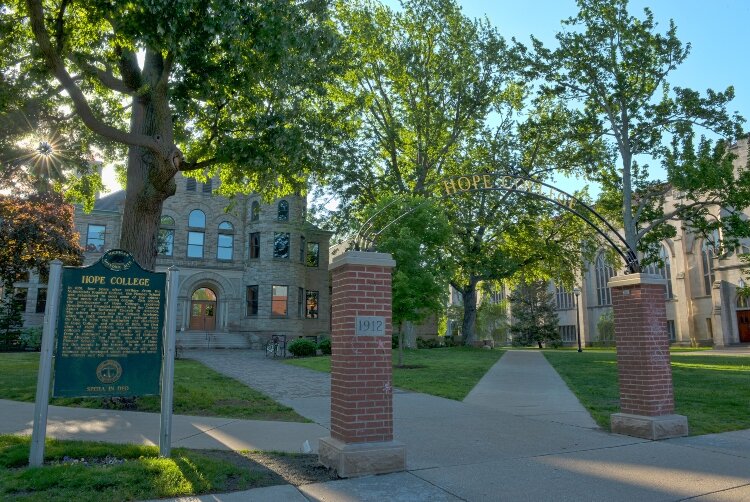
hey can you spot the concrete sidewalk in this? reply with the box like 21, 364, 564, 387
0, 399, 328, 453
463, 350, 599, 429
4, 349, 750, 501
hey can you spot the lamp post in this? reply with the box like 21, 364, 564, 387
573, 287, 583, 352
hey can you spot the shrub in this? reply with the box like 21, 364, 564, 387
317, 337, 331, 355
597, 309, 615, 342
288, 338, 317, 357
392, 334, 399, 348
416, 337, 442, 349
20, 327, 43, 351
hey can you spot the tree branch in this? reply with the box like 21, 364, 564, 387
25, 0, 158, 151
72, 54, 133, 94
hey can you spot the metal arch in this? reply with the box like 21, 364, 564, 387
354, 173, 640, 273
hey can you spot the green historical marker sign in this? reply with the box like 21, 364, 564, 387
53, 249, 166, 397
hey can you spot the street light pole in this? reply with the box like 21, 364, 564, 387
573, 287, 583, 353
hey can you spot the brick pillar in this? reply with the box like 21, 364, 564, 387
319, 251, 406, 477
609, 274, 688, 440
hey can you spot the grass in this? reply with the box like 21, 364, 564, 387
0, 353, 307, 422
543, 350, 750, 435
0, 435, 296, 502
286, 346, 505, 400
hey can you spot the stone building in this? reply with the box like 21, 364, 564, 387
19, 173, 332, 349
454, 139, 750, 349
555, 139, 750, 348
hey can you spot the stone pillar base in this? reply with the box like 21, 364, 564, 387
611, 413, 688, 440
319, 437, 406, 478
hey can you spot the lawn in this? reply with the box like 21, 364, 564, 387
543, 350, 750, 435
0, 353, 306, 422
0, 435, 326, 502
285, 346, 505, 400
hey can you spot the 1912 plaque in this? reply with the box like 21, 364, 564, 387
53, 250, 166, 397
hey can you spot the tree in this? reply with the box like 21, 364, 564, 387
7, 0, 345, 269
0, 193, 83, 292
319, 0, 514, 229
361, 195, 451, 365
327, 0, 601, 345
509, 280, 560, 348
530, 0, 749, 266
0, 292, 25, 350
475, 282, 509, 344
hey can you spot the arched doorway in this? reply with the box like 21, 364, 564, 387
190, 287, 217, 331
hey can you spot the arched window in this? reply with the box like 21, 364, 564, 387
187, 210, 205, 258
158, 215, 175, 256
737, 279, 750, 309
277, 200, 289, 221
644, 245, 673, 299
595, 253, 614, 306
217, 221, 234, 260
251, 201, 260, 221
702, 231, 719, 295
188, 209, 205, 228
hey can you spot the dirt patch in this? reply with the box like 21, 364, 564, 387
394, 364, 427, 369
197, 449, 339, 487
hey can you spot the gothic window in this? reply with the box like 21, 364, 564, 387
251, 201, 260, 221
643, 245, 673, 299
702, 232, 719, 295
202, 179, 212, 193
738, 279, 750, 309
595, 253, 614, 306
186, 178, 196, 191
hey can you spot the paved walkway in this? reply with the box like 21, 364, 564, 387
463, 350, 598, 429
4, 349, 750, 501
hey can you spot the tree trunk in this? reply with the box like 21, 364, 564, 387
397, 324, 404, 367
119, 53, 177, 270
461, 277, 480, 346
403, 320, 416, 348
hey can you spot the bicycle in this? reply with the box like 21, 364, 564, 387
265, 335, 286, 358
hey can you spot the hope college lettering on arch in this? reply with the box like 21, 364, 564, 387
442, 173, 578, 209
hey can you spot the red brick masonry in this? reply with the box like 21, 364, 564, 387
610, 274, 675, 416
330, 255, 395, 444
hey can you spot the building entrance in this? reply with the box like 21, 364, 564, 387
190, 287, 217, 331
737, 309, 750, 343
